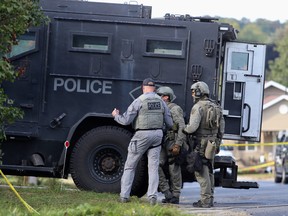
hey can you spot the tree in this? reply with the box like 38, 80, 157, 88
0, 0, 48, 140
266, 24, 288, 86
238, 23, 269, 43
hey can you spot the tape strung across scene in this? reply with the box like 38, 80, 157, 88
238, 161, 275, 172
221, 142, 283, 173
0, 169, 40, 215
222, 142, 288, 147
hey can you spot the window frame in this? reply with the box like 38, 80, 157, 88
7, 30, 39, 60
142, 37, 186, 59
69, 32, 112, 54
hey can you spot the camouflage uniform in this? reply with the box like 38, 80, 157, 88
184, 82, 224, 208
158, 102, 187, 203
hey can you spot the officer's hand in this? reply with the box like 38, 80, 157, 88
215, 146, 220, 154
215, 138, 221, 154
112, 108, 119, 117
170, 144, 180, 156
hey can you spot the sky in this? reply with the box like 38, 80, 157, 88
90, 0, 287, 23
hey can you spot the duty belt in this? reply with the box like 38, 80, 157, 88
135, 128, 162, 131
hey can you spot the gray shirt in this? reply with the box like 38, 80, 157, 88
114, 92, 173, 129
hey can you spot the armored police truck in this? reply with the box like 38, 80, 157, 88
1, 0, 266, 197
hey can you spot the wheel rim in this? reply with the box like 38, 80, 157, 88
89, 144, 125, 184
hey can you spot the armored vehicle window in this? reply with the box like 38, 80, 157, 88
144, 39, 184, 58
71, 34, 111, 53
6, 32, 37, 58
231, 52, 249, 71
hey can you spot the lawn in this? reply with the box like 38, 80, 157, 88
0, 176, 191, 216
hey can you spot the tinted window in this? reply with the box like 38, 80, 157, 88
144, 39, 185, 58
6, 32, 36, 58
231, 52, 249, 71
71, 34, 111, 53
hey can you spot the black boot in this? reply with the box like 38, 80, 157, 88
169, 196, 179, 204
162, 190, 173, 203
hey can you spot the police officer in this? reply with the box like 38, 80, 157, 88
183, 81, 224, 208
112, 78, 173, 205
156, 86, 187, 204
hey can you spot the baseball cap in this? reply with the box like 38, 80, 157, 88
142, 78, 155, 86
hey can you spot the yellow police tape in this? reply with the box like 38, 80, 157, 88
222, 142, 288, 147
238, 161, 275, 172
221, 142, 282, 173
0, 170, 40, 215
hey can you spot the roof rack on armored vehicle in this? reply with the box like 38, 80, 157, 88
164, 13, 219, 22
40, 0, 152, 18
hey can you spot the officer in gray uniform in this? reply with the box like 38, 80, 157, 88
112, 78, 173, 205
156, 86, 187, 204
183, 81, 225, 208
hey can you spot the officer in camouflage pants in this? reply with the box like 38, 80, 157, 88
112, 78, 173, 205
183, 81, 225, 208
156, 86, 187, 204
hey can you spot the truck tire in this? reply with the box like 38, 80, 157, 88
70, 126, 148, 197
274, 175, 282, 183
274, 163, 282, 183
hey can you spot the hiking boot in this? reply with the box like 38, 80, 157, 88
150, 197, 157, 205
119, 197, 130, 203
162, 190, 173, 203
193, 200, 211, 208
169, 196, 179, 204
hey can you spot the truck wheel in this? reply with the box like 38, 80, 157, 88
70, 126, 148, 197
274, 167, 282, 183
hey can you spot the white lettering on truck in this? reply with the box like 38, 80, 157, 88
53, 78, 112, 94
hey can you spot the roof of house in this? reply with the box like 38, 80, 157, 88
263, 95, 288, 110
265, 80, 288, 92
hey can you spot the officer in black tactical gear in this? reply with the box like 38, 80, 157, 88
183, 81, 225, 208
112, 78, 173, 205
156, 86, 188, 204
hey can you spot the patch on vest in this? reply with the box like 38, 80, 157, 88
148, 102, 161, 110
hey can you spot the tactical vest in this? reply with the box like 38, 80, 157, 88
196, 99, 221, 136
134, 94, 164, 130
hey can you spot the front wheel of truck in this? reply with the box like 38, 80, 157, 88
70, 126, 148, 197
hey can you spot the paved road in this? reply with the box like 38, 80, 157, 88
158, 178, 288, 216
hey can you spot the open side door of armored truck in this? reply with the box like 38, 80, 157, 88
222, 42, 266, 142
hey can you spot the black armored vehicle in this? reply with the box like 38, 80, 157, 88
1, 0, 266, 197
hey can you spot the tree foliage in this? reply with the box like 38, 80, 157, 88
0, 0, 48, 140
266, 24, 288, 86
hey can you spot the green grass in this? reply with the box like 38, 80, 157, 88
0, 177, 191, 216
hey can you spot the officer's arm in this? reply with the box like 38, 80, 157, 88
114, 100, 139, 125
183, 106, 201, 134
171, 106, 186, 146
163, 102, 173, 129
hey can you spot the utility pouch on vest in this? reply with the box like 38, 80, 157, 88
205, 140, 216, 159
